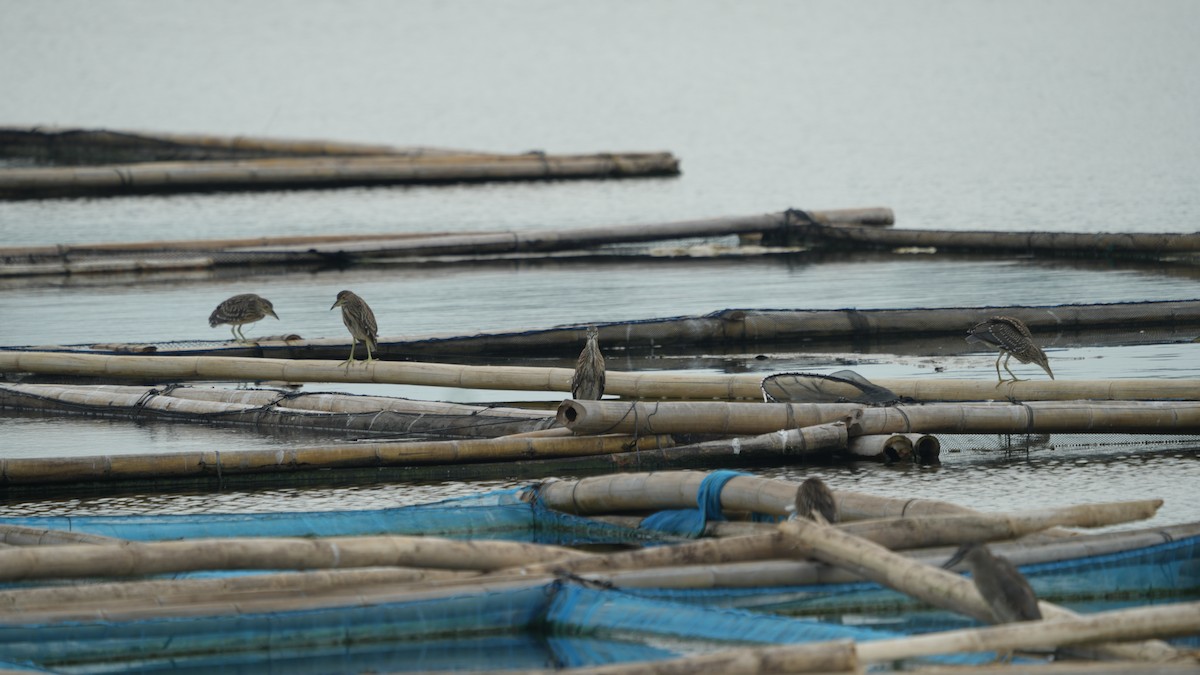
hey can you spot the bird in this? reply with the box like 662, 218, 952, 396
790, 477, 838, 524
570, 326, 606, 400
330, 290, 378, 365
943, 542, 1042, 625
966, 316, 1054, 382
208, 293, 278, 342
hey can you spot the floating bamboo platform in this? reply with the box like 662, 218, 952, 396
0, 472, 1192, 671
0, 127, 681, 199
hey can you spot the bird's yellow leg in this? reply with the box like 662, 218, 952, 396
993, 352, 1004, 385
1002, 354, 1024, 382
342, 340, 357, 367
363, 342, 375, 363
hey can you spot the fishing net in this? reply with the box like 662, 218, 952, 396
0, 487, 672, 547
761, 370, 904, 405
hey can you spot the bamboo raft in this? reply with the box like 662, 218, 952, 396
0, 472, 1194, 672
0, 127, 680, 199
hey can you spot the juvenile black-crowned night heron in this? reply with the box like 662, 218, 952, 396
330, 290, 378, 365
790, 477, 837, 524
570, 326, 605, 400
966, 316, 1054, 382
208, 293, 278, 342
944, 542, 1042, 625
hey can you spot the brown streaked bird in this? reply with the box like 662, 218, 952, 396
208, 293, 278, 342
791, 477, 837, 524
944, 542, 1042, 624
570, 326, 606, 400
330, 290, 378, 365
966, 315, 1054, 382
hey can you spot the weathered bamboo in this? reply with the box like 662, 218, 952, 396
509, 603, 1200, 675
855, 602, 1200, 665
0, 524, 124, 546
556, 399, 1200, 436
538, 472, 980, 520
902, 433, 942, 463
845, 433, 912, 461
603, 521, 1200, 590
0, 434, 671, 486
514, 499, 1158, 578
0, 567, 471, 611
228, 208, 890, 260
0, 152, 682, 199
0, 126, 473, 163
0, 208, 888, 260
489, 639, 861, 675
0, 534, 586, 581
797, 222, 1200, 255
0, 230, 468, 260
659, 422, 848, 458
17, 349, 1199, 403
159, 385, 551, 418
775, 518, 1180, 662
7, 298, 1199, 367
0, 382, 556, 438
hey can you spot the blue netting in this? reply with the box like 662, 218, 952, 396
637, 470, 780, 538
545, 583, 994, 665
0, 487, 670, 547
39, 635, 676, 675
0, 583, 554, 667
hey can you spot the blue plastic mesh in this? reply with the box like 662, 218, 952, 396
0, 487, 670, 546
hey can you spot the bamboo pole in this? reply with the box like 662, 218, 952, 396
902, 433, 942, 463
0, 125, 474, 162
0, 534, 586, 581
556, 399, 1200, 436
0, 567, 471, 611
499, 603, 1200, 675
0, 382, 556, 438
0, 434, 671, 486
797, 222, 1200, 255
537, 472, 982, 520
0, 524, 124, 546
0, 208, 889, 260
0, 152, 682, 199
602, 521, 1200, 590
855, 602, 1200, 665
513, 499, 1158, 578
481, 639, 861, 675
845, 433, 912, 461
10, 350, 1199, 403
775, 518, 1181, 662
229, 208, 889, 259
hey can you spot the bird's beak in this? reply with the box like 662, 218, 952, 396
330, 300, 340, 310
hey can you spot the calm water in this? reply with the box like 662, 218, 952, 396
1, 1, 1199, 525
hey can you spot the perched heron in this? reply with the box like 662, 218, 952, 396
330, 290, 378, 365
943, 543, 1042, 625
570, 326, 605, 400
208, 293, 278, 342
790, 477, 837, 524
966, 316, 1054, 382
